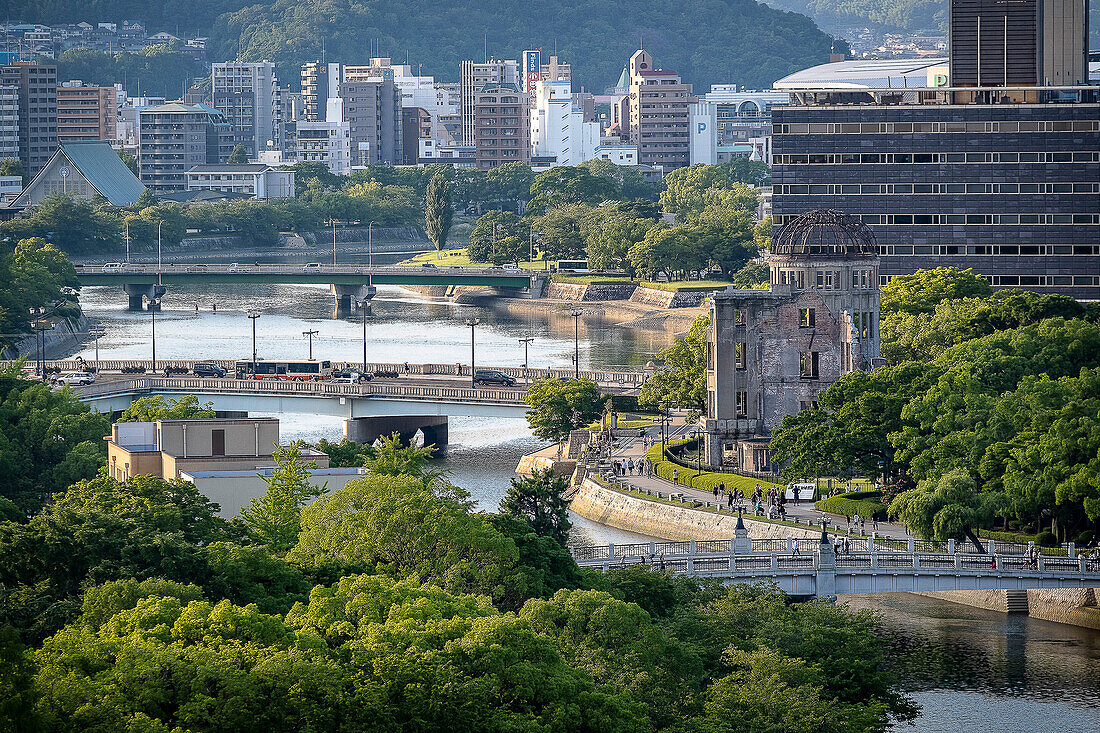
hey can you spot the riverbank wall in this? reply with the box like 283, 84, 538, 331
569, 479, 822, 541
0, 315, 89, 361
914, 588, 1100, 629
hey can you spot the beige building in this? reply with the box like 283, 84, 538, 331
473, 83, 530, 170
107, 417, 329, 482
627, 49, 694, 170
57, 83, 116, 142
703, 211, 882, 471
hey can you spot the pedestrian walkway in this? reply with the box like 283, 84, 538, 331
601, 424, 912, 541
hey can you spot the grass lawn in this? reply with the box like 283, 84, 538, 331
403, 247, 554, 271
551, 272, 634, 285
638, 280, 734, 292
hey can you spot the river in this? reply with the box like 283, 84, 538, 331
66, 248, 1100, 730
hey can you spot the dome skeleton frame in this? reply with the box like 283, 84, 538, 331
771, 209, 877, 258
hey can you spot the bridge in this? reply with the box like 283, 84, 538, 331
570, 523, 1100, 598
73, 263, 539, 311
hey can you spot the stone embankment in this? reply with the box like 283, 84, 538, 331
1, 315, 89, 361
915, 588, 1100, 629
569, 479, 822, 542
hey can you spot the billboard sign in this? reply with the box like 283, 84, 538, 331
522, 49, 541, 95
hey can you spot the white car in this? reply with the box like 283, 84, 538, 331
101, 262, 124, 271
332, 375, 368, 384
302, 262, 323, 271
227, 262, 244, 272
55, 371, 96, 386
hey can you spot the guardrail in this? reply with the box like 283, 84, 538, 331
73, 263, 536, 278
8, 359, 646, 388
75, 377, 531, 405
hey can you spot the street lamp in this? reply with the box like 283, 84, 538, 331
356, 299, 369, 372
149, 297, 158, 373
124, 220, 130, 264
332, 219, 338, 266
302, 329, 319, 360
466, 318, 479, 386
157, 221, 163, 285
519, 336, 533, 385
91, 326, 102, 374
247, 311, 260, 377
33, 318, 50, 383
368, 220, 376, 268
570, 308, 583, 379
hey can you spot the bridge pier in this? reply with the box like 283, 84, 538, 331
332, 284, 376, 319
124, 283, 166, 311
344, 415, 448, 457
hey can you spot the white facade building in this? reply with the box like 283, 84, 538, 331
185, 164, 294, 199
689, 102, 718, 165
211, 61, 280, 155
529, 80, 600, 168
294, 120, 351, 175
0, 85, 18, 161
592, 143, 638, 166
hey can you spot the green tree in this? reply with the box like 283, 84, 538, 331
581, 158, 656, 200
424, 171, 453, 250
240, 443, 324, 554
1, 193, 121, 254
586, 214, 655, 273
118, 395, 215, 422
880, 266, 992, 319
227, 143, 249, 164
532, 203, 600, 261
116, 150, 138, 176
500, 467, 571, 546
523, 378, 604, 442
0, 157, 25, 185
484, 161, 535, 211
888, 470, 1003, 549
640, 314, 709, 415
528, 166, 617, 213
659, 164, 761, 220
467, 210, 530, 263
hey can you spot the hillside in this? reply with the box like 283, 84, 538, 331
10, 0, 841, 92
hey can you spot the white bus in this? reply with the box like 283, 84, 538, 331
556, 259, 590, 272
234, 359, 333, 381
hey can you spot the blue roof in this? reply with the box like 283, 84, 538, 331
58, 142, 145, 206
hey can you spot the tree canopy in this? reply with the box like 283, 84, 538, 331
523, 378, 604, 442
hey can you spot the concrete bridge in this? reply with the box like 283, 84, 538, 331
571, 524, 1100, 598
73, 263, 539, 312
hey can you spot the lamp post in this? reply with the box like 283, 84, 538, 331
33, 317, 50, 383
150, 297, 158, 373
368, 220, 376, 268
356, 299, 369, 371
519, 336, 533, 385
302, 329, 319, 360
157, 221, 163, 285
247, 311, 260, 378
332, 219, 338, 266
466, 318, 479, 386
91, 327, 102, 374
124, 220, 130, 264
528, 230, 535, 267
570, 308, 583, 379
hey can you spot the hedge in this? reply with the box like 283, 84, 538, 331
643, 442, 782, 493
814, 492, 887, 520
977, 529, 1046, 545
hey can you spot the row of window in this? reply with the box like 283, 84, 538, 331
774, 182, 1100, 195
775, 120, 1099, 135
773, 151, 1100, 165
876, 244, 1100, 256
772, 213, 1100, 226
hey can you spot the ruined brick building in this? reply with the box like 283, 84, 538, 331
703, 210, 882, 471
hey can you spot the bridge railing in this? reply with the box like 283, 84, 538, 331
74, 263, 536, 278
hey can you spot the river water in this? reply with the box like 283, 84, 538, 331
66, 248, 1100, 730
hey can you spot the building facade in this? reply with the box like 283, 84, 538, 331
56, 83, 116, 142
185, 163, 294, 199
138, 103, 236, 194
529, 80, 600, 168
212, 61, 280, 156
472, 83, 530, 170
339, 78, 402, 165
627, 50, 694, 169
301, 62, 343, 122
0, 62, 57, 175
703, 211, 881, 471
294, 120, 351, 174
460, 58, 520, 145
0, 85, 18, 161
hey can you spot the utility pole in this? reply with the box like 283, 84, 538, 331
332, 219, 338, 266
368, 220, 376, 268
519, 336, 533, 385
150, 299, 157, 373
247, 311, 260, 377
302, 329, 319, 360
157, 221, 163, 285
357, 299, 369, 371
466, 318, 479, 386
570, 308, 583, 379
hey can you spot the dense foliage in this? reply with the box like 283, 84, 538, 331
523, 378, 604, 442
771, 268, 1100, 544
640, 314, 709, 416
51, 42, 208, 99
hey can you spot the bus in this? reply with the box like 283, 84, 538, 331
556, 259, 590, 272
234, 359, 334, 381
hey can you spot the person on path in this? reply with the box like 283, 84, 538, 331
727, 493, 733, 507
792, 540, 800, 555
673, 469, 679, 485
658, 554, 666, 571
713, 486, 719, 500
872, 516, 878, 531
628, 458, 635, 474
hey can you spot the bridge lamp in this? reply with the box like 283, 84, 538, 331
149, 297, 160, 373
356, 299, 370, 371
570, 308, 583, 379
368, 221, 376, 268
466, 318, 479, 386
302, 329, 319, 360
519, 336, 534, 385
247, 311, 261, 377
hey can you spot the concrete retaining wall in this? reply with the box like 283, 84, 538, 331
915, 587, 1100, 629
1, 315, 88, 360
628, 285, 714, 309
516, 454, 576, 477
545, 282, 638, 302
569, 479, 822, 541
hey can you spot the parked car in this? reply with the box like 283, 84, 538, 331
54, 371, 96, 386
473, 369, 516, 387
420, 262, 437, 268
193, 362, 226, 378
332, 368, 372, 382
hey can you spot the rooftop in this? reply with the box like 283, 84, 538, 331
774, 57, 947, 91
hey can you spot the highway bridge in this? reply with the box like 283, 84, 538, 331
571, 528, 1100, 598
73, 263, 540, 311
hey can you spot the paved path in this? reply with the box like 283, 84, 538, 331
600, 422, 914, 541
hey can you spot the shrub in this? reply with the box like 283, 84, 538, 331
643, 441, 780, 493
814, 493, 887, 520
1074, 530, 1095, 547
1035, 531, 1057, 547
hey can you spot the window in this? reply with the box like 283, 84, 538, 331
736, 391, 748, 418
211, 429, 226, 457
799, 352, 819, 379
799, 308, 815, 328
735, 309, 746, 326
735, 342, 747, 370
707, 342, 714, 371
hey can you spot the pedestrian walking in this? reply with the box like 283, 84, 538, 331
713, 486, 719, 500
659, 554, 666, 571
628, 458, 635, 474
792, 540, 800, 555
673, 469, 679, 484
404, 361, 410, 374
872, 516, 878, 531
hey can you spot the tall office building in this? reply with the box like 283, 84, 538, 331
0, 86, 18, 161
212, 61, 279, 156
770, 1, 1099, 300
0, 62, 57, 176
57, 83, 116, 142
460, 58, 520, 144
530, 79, 600, 168
473, 83, 530, 170
138, 103, 236, 194
338, 78, 402, 165
626, 50, 694, 169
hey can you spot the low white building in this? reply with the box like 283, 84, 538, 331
529, 79, 600, 168
294, 120, 351, 175
417, 138, 475, 168
592, 143, 638, 166
185, 163, 295, 199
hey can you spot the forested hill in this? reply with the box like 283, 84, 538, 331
11, 0, 841, 92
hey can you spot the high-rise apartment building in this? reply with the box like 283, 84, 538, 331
301, 62, 343, 122
338, 78, 402, 165
138, 103, 236, 194
530, 80, 599, 168
57, 83, 116, 142
212, 61, 279, 156
770, 1, 1099, 300
0, 62, 57, 175
626, 50, 694, 169
472, 83, 530, 170
0, 86, 18, 162
460, 58, 520, 144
